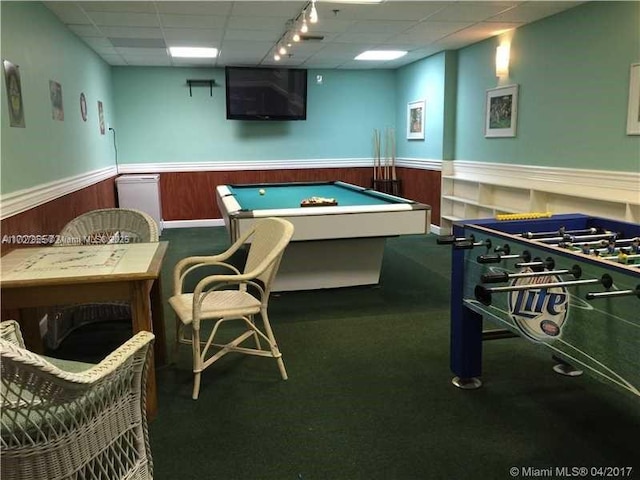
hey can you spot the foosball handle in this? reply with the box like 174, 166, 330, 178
437, 235, 456, 244
454, 240, 475, 250
437, 234, 475, 245
474, 285, 493, 306
477, 254, 502, 264
480, 272, 510, 283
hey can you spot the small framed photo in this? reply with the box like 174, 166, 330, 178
3, 60, 25, 128
485, 84, 518, 138
98, 100, 105, 134
407, 99, 425, 140
49, 80, 64, 121
626, 63, 640, 135
80, 92, 88, 122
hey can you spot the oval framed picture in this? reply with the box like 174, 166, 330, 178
80, 92, 88, 122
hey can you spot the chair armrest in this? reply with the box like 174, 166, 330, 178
1, 331, 155, 388
0, 320, 26, 348
173, 260, 241, 295
173, 226, 263, 295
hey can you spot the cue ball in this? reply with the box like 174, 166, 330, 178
259, 189, 266, 195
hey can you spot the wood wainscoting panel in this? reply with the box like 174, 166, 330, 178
395, 167, 441, 226
160, 168, 376, 220
1, 177, 117, 255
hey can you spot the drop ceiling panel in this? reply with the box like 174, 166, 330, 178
159, 14, 228, 29
156, 1, 234, 16
162, 28, 225, 45
77, 1, 157, 13
85, 12, 160, 27
43, 1, 583, 69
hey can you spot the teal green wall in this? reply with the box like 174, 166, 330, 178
395, 52, 446, 160
2, 1, 638, 198
454, 1, 640, 171
111, 67, 395, 163
394, 50, 458, 161
0, 1, 115, 194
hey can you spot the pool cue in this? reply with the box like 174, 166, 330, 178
377, 129, 382, 180
391, 128, 397, 181
373, 129, 378, 181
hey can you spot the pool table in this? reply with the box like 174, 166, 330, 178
216, 181, 431, 291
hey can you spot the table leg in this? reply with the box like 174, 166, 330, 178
15, 308, 46, 354
150, 277, 167, 366
130, 280, 158, 420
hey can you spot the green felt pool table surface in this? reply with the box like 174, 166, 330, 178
228, 181, 408, 211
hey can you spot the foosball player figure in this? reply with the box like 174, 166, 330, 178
630, 237, 640, 254
606, 239, 617, 254
580, 243, 591, 255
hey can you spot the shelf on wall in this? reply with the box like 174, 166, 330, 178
186, 79, 216, 97
439, 169, 637, 235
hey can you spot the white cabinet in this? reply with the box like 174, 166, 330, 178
115, 174, 163, 233
440, 161, 639, 234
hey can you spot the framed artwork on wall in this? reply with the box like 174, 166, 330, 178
3, 60, 25, 128
80, 92, 88, 122
407, 99, 425, 140
485, 84, 518, 138
626, 63, 640, 135
49, 80, 64, 121
98, 100, 105, 134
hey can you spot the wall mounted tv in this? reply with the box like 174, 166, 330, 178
225, 66, 307, 121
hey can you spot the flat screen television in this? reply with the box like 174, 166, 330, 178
225, 66, 307, 121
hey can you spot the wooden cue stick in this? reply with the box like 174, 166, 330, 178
382, 127, 386, 180
373, 129, 377, 181
391, 128, 397, 181
375, 129, 380, 181
377, 129, 382, 181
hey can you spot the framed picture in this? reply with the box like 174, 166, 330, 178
626, 63, 640, 135
98, 100, 105, 134
485, 84, 518, 138
80, 92, 88, 122
2, 60, 25, 128
407, 99, 425, 140
49, 80, 64, 121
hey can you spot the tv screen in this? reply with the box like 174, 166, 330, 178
225, 66, 307, 121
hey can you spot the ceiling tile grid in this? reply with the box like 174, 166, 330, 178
44, 0, 583, 69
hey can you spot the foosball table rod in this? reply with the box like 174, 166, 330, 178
518, 227, 600, 239
480, 264, 582, 284
475, 274, 613, 306
477, 250, 531, 264
586, 285, 640, 300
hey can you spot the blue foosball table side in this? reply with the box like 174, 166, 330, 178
445, 213, 640, 397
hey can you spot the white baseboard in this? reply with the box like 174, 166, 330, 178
163, 219, 225, 229
164, 219, 442, 236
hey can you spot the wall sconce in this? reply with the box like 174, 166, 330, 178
496, 43, 510, 77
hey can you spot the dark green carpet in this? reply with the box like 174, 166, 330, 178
53, 228, 640, 480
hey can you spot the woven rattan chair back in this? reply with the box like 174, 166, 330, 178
169, 217, 294, 399
0, 320, 155, 480
46, 208, 159, 350
57, 207, 159, 244
244, 217, 295, 295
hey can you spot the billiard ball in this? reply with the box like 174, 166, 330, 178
259, 189, 266, 195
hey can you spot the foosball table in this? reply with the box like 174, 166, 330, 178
439, 213, 640, 398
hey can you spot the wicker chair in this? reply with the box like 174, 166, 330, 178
169, 217, 294, 399
46, 208, 159, 350
0, 320, 155, 480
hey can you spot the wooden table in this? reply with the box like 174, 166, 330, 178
0, 241, 168, 419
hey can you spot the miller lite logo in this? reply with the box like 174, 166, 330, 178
508, 268, 569, 342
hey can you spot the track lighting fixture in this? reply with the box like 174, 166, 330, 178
271, 1, 318, 62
